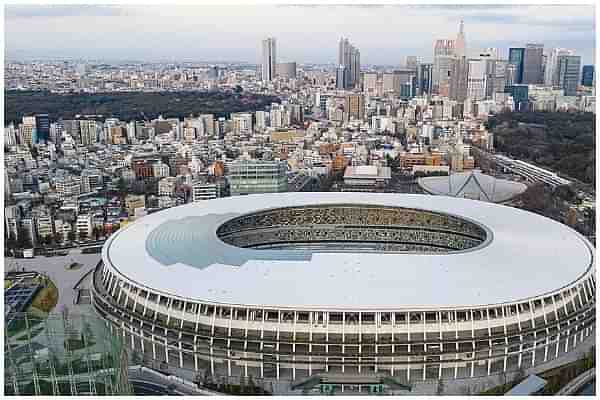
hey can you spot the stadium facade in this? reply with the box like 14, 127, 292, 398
92, 193, 595, 389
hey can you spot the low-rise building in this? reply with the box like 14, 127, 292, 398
342, 165, 391, 192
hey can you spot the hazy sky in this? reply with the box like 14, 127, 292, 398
5, 4, 596, 65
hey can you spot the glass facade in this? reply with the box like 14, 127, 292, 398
5, 312, 131, 395
581, 65, 594, 87
508, 48, 525, 84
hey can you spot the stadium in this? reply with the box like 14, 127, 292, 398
92, 193, 595, 392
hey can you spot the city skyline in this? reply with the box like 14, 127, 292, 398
5, 4, 596, 65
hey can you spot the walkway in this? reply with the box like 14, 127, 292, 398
556, 368, 595, 395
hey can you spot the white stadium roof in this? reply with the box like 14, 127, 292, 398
417, 170, 528, 203
103, 193, 593, 310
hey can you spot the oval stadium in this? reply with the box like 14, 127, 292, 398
92, 193, 595, 391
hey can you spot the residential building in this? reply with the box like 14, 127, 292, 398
158, 177, 178, 197
55, 176, 82, 200
338, 37, 360, 89
76, 214, 93, 239
192, 179, 230, 202
277, 62, 296, 79
344, 94, 365, 122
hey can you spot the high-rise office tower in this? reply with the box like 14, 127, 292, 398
522, 43, 544, 84
508, 48, 525, 84
481, 48, 499, 59
504, 84, 529, 111
449, 57, 468, 102
581, 65, 594, 86
261, 37, 277, 82
455, 20, 466, 58
487, 60, 510, 97
418, 63, 434, 95
433, 39, 456, 95
557, 55, 581, 96
34, 114, 50, 142
405, 56, 418, 71
466, 58, 488, 101
338, 37, 360, 89
545, 48, 575, 87
336, 65, 347, 90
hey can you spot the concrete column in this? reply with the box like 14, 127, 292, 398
454, 310, 459, 379
529, 301, 536, 367
552, 296, 560, 359
292, 311, 297, 380
407, 311, 411, 382
244, 308, 250, 378
502, 306, 508, 373
227, 306, 233, 377
391, 312, 395, 377
541, 299, 549, 363
422, 312, 426, 381
276, 310, 281, 380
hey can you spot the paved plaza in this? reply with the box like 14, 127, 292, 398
5, 252, 101, 312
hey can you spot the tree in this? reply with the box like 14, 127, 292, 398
520, 182, 549, 212
67, 230, 76, 243
554, 184, 576, 202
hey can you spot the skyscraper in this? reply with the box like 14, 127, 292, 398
405, 56, 418, 71
433, 39, 456, 95
581, 65, 594, 87
557, 55, 581, 96
336, 65, 347, 90
337, 37, 360, 89
261, 37, 277, 82
432, 21, 465, 97
449, 56, 468, 102
466, 58, 488, 101
508, 48, 525, 84
418, 63, 433, 95
455, 20, 466, 59
34, 114, 50, 142
544, 48, 575, 87
522, 43, 544, 84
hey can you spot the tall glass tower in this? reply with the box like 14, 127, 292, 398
508, 48, 525, 84
261, 37, 277, 82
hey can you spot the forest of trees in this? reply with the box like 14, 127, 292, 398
5, 90, 280, 124
486, 111, 595, 185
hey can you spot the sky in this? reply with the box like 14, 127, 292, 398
5, 4, 596, 65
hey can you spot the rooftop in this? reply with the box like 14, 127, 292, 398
103, 193, 593, 310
